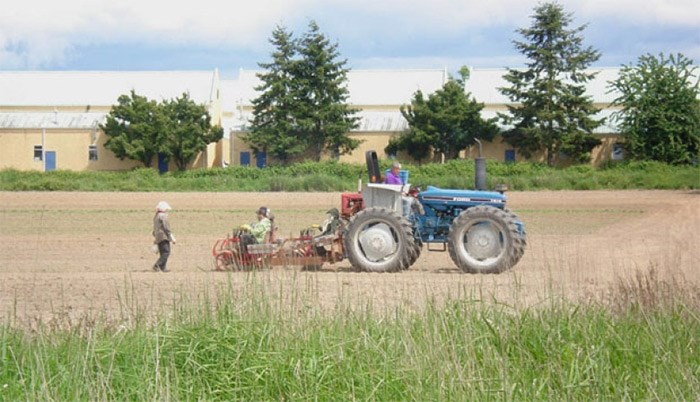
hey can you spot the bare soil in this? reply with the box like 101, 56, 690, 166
1, 190, 698, 328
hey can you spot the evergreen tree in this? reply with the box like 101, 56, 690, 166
499, 2, 602, 166
245, 26, 304, 164
101, 90, 164, 167
162, 93, 224, 171
296, 20, 360, 161
388, 72, 497, 163
609, 53, 700, 165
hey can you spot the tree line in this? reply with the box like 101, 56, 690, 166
103, 2, 699, 169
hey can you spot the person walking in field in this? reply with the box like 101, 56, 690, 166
152, 201, 176, 272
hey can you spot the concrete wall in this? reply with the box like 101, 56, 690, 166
338, 132, 395, 164
0, 129, 141, 171
0, 70, 228, 172
228, 131, 622, 167
0, 128, 232, 171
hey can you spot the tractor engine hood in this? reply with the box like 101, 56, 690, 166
418, 186, 507, 211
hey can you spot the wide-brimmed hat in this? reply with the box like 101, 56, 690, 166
156, 201, 171, 211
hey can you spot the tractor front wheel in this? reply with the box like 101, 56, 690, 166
448, 205, 526, 274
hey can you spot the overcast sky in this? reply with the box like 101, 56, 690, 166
1, 0, 698, 77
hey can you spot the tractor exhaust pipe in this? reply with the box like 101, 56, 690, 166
474, 139, 486, 191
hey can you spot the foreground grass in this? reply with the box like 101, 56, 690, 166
1, 159, 698, 191
1, 274, 698, 400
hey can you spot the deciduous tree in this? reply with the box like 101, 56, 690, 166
388, 71, 497, 163
162, 93, 223, 171
609, 53, 700, 165
101, 90, 164, 167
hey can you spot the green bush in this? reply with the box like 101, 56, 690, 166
0, 159, 697, 192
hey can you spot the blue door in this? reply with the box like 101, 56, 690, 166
45, 151, 56, 171
256, 151, 267, 168
505, 149, 516, 163
158, 153, 168, 173
240, 151, 251, 167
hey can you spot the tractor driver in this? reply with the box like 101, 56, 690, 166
384, 161, 403, 185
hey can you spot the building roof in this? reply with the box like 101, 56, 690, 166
226, 109, 409, 132
0, 112, 107, 129
346, 69, 447, 105
0, 70, 219, 107
466, 67, 623, 105
226, 67, 624, 114
481, 108, 620, 134
355, 111, 408, 131
227, 68, 448, 109
0, 67, 636, 133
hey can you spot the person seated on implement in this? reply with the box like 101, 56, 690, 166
240, 206, 273, 250
384, 161, 403, 185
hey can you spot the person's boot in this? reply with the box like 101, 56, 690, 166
152, 264, 160, 272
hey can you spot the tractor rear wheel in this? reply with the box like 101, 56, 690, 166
504, 207, 527, 262
405, 238, 422, 269
448, 205, 526, 274
343, 207, 414, 272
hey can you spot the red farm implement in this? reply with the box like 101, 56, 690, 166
211, 228, 345, 271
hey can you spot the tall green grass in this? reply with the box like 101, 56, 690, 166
1, 271, 698, 400
1, 160, 697, 191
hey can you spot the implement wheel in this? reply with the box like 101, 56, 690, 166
214, 251, 234, 271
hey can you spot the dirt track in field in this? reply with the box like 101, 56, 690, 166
1, 190, 698, 328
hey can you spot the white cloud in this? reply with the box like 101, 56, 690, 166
1, 0, 698, 68
319, 0, 700, 29
0, 0, 314, 67
575, 0, 700, 26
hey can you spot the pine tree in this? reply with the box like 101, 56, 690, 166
296, 20, 360, 161
499, 2, 602, 166
245, 25, 305, 164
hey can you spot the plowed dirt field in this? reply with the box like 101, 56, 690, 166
1, 190, 698, 327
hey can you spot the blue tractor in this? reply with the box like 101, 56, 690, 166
341, 151, 527, 273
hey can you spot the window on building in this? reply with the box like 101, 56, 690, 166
611, 143, 624, 161
33, 145, 43, 161
89, 145, 98, 161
